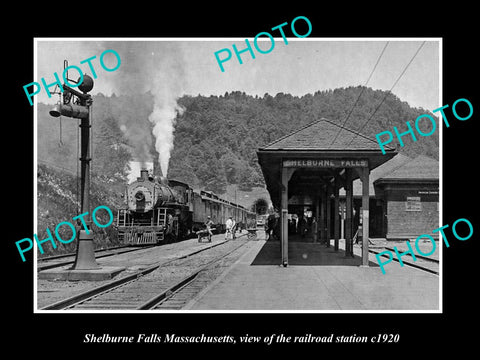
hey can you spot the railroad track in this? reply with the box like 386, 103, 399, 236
150, 245, 245, 310
41, 238, 250, 310
37, 245, 156, 271
369, 248, 439, 275
384, 246, 439, 263
38, 245, 129, 262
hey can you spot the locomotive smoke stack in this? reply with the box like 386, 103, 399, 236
140, 169, 149, 180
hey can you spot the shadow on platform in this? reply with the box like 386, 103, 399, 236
251, 239, 378, 266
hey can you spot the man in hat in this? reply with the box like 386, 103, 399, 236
225, 216, 236, 240
205, 215, 214, 240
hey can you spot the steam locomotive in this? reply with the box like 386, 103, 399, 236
116, 169, 256, 245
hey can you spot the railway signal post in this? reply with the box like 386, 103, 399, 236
50, 72, 100, 271
44, 66, 124, 280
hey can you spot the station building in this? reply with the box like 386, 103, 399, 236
372, 154, 439, 240
340, 154, 439, 240
257, 118, 439, 266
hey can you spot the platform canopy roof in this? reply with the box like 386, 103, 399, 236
261, 118, 396, 152
257, 118, 397, 208
374, 155, 439, 185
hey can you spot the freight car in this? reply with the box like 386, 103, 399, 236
116, 169, 256, 245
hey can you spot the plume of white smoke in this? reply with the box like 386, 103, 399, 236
149, 101, 184, 176
147, 48, 185, 176
99, 41, 186, 176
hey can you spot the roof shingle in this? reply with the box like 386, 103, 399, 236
380, 155, 439, 180
262, 118, 393, 151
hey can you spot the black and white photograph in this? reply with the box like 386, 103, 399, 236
33, 38, 442, 313
7, 8, 479, 353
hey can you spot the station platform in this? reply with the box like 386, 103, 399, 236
185, 233, 440, 311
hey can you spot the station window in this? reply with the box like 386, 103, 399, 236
405, 196, 422, 211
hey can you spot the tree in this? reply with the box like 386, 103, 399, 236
251, 198, 269, 214
93, 116, 130, 181
37, 87, 439, 199
238, 168, 254, 191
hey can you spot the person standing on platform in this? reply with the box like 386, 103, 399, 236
266, 213, 276, 240
231, 217, 237, 239
225, 216, 234, 240
205, 216, 214, 240
299, 216, 307, 238
312, 216, 317, 241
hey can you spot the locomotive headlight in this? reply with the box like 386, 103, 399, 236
135, 191, 145, 202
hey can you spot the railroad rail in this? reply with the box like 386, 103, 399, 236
37, 245, 156, 271
38, 245, 129, 262
40, 238, 249, 310
139, 241, 248, 310
369, 248, 439, 275
384, 246, 439, 263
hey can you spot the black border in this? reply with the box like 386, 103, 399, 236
8, 5, 478, 353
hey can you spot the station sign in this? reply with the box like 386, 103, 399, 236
283, 159, 368, 168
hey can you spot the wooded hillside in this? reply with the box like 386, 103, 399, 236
38, 86, 439, 196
